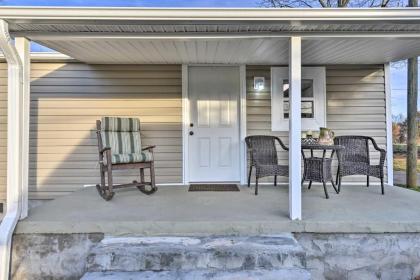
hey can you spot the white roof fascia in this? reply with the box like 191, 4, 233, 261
0, 7, 420, 22
20, 32, 420, 40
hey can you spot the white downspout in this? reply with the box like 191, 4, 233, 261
0, 19, 24, 280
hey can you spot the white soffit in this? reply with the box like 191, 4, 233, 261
32, 38, 289, 64
302, 37, 420, 64
4, 7, 420, 64
29, 37, 420, 65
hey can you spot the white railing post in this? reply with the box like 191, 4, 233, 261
288, 37, 302, 220
15, 37, 30, 219
384, 63, 394, 186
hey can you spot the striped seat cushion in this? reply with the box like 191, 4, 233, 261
111, 151, 153, 164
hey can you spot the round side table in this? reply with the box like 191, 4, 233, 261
301, 143, 344, 199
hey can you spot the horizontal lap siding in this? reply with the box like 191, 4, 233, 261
0, 63, 388, 199
29, 63, 182, 199
246, 65, 387, 184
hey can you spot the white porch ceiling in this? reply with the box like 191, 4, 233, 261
30, 37, 420, 65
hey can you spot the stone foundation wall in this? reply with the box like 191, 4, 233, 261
11, 233, 103, 280
295, 233, 420, 280
11, 233, 420, 280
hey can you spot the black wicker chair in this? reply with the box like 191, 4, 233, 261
245, 135, 289, 195
334, 135, 386, 195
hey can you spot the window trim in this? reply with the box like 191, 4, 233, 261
271, 66, 326, 131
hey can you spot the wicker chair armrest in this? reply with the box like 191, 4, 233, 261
377, 148, 386, 165
275, 137, 289, 151
142, 145, 156, 151
99, 147, 111, 154
367, 137, 382, 151
368, 137, 386, 165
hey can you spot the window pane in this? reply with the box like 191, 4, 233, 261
301, 79, 314, 98
282, 79, 313, 98
283, 101, 314, 119
282, 79, 314, 119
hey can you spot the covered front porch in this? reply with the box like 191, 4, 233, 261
16, 183, 420, 235
1, 7, 420, 230
1, 7, 420, 279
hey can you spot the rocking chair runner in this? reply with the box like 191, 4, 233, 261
96, 117, 157, 201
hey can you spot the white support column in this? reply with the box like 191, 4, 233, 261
0, 20, 24, 280
15, 37, 30, 218
384, 63, 394, 186
288, 37, 302, 220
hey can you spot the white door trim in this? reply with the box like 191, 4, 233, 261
182, 64, 189, 185
182, 64, 246, 184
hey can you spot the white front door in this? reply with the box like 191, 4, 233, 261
188, 66, 240, 182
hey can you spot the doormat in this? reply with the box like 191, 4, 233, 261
188, 184, 240, 192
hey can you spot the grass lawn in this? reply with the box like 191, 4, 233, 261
393, 155, 420, 173
394, 153, 420, 191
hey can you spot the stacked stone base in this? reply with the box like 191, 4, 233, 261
82, 269, 310, 280
11, 233, 420, 280
82, 235, 309, 280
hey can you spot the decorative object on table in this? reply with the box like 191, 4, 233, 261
301, 137, 318, 145
318, 127, 335, 145
95, 117, 157, 201
245, 135, 289, 195
334, 136, 386, 195
301, 144, 344, 199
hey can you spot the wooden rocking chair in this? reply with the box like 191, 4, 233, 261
96, 117, 157, 201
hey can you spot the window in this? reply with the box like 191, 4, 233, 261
282, 79, 314, 118
271, 67, 326, 131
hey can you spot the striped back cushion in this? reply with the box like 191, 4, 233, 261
101, 117, 142, 154
101, 117, 140, 132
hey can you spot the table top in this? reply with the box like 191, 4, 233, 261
301, 143, 344, 151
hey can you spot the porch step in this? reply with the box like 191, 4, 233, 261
81, 268, 311, 280
86, 234, 307, 272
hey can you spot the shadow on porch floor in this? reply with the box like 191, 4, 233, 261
16, 184, 420, 235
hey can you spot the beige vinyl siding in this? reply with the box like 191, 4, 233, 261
0, 62, 388, 200
246, 65, 387, 184
0, 63, 6, 200
29, 63, 182, 199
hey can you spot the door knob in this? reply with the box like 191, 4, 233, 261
189, 131, 194, 136
190, 123, 194, 127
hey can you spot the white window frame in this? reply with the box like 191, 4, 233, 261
271, 66, 326, 131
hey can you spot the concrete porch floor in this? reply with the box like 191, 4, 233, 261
16, 184, 420, 235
